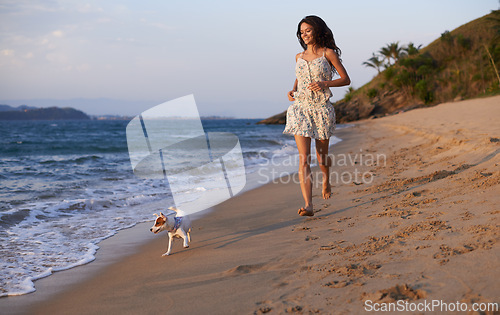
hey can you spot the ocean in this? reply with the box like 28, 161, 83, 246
0, 119, 342, 297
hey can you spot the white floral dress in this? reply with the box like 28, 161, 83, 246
283, 50, 336, 140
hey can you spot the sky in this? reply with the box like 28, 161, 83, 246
0, 0, 498, 118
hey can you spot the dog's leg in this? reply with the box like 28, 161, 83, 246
162, 233, 173, 256
181, 230, 189, 248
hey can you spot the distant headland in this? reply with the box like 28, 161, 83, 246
0, 104, 239, 121
0, 105, 90, 120
0, 105, 136, 120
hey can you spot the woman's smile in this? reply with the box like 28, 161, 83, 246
300, 23, 314, 45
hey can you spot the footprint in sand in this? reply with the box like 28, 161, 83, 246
225, 263, 266, 275
432, 244, 477, 264
460, 211, 474, 220
362, 284, 426, 303
324, 279, 352, 288
305, 235, 319, 241
255, 301, 273, 314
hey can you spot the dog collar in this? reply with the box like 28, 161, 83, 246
169, 217, 183, 233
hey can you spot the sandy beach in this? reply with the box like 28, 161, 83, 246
3, 95, 499, 314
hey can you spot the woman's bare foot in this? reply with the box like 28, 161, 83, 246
322, 181, 331, 199
298, 205, 314, 216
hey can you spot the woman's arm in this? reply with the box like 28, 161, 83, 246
287, 53, 302, 101
308, 48, 350, 91
287, 80, 298, 101
287, 79, 298, 101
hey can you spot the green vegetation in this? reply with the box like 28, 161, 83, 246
335, 10, 500, 123
362, 53, 385, 74
343, 86, 355, 102
366, 88, 378, 99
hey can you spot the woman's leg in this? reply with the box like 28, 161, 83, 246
294, 135, 313, 215
315, 138, 332, 199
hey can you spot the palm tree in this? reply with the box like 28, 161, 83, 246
380, 42, 405, 65
379, 46, 392, 66
362, 53, 384, 73
404, 42, 422, 56
388, 42, 405, 63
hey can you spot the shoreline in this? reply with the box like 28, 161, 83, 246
0, 221, 154, 314
2, 96, 499, 314
0, 125, 350, 314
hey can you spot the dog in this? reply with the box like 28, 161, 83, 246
150, 206, 192, 256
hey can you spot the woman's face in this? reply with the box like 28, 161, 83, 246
300, 22, 315, 45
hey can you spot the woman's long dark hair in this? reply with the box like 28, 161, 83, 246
297, 15, 341, 59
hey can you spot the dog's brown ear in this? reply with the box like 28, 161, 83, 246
153, 213, 159, 218
160, 212, 166, 218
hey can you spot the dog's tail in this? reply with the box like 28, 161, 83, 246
168, 206, 179, 213
168, 206, 187, 217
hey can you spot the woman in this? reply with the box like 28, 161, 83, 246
283, 15, 351, 216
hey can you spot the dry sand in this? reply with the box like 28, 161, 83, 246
5, 96, 500, 314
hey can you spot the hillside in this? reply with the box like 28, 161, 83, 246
258, 10, 500, 125
0, 107, 90, 120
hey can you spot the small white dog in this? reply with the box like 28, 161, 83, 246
150, 206, 192, 256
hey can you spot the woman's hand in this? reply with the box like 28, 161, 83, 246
287, 90, 295, 101
308, 81, 327, 92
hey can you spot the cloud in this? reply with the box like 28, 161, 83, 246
0, 49, 15, 56
77, 3, 103, 14
45, 52, 68, 64
97, 17, 112, 23
150, 22, 175, 32
52, 30, 64, 37
76, 63, 89, 72
0, 0, 60, 14
115, 37, 136, 43
138, 18, 176, 32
